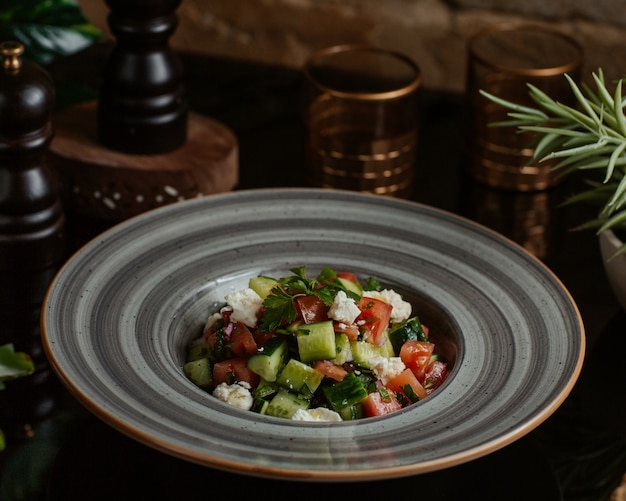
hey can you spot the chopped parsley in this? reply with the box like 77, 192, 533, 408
378, 386, 391, 403
259, 266, 358, 332
363, 276, 381, 291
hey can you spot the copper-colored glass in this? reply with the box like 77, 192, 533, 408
304, 45, 422, 198
465, 181, 562, 260
466, 25, 583, 191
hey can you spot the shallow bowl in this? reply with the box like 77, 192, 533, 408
41, 188, 585, 481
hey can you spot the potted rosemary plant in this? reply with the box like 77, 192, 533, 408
481, 69, 626, 309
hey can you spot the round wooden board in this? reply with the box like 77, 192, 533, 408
49, 100, 238, 221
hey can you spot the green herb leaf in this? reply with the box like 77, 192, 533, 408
379, 386, 391, 403
363, 276, 381, 291
260, 286, 298, 332
401, 384, 420, 403
316, 266, 337, 283
258, 266, 379, 332
0, 343, 34, 390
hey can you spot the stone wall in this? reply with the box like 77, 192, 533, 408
79, 0, 626, 93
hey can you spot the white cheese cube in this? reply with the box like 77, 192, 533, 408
369, 356, 406, 385
291, 407, 343, 422
225, 287, 263, 328
328, 290, 361, 324
212, 382, 254, 410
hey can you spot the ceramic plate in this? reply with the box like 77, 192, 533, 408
41, 188, 585, 481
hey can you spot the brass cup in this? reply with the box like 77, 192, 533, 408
466, 24, 583, 191
304, 45, 422, 198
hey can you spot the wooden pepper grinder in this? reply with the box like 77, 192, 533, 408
98, 0, 188, 153
49, 0, 238, 222
0, 41, 66, 433
0, 40, 65, 272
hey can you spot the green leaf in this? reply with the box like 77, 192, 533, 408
260, 287, 298, 333
591, 71, 615, 109
479, 89, 547, 118
288, 266, 309, 283
565, 73, 603, 125
258, 266, 376, 332
542, 139, 609, 161
614, 80, 626, 138
0, 0, 102, 65
606, 141, 626, 182
315, 266, 337, 284
0, 344, 34, 390
597, 209, 626, 234
561, 188, 613, 209
606, 174, 626, 211
481, 68, 626, 233
520, 125, 589, 138
363, 276, 381, 291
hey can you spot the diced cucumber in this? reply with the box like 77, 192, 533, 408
354, 370, 377, 392
339, 403, 364, 421
246, 337, 287, 382
331, 333, 352, 366
286, 319, 304, 333
350, 340, 386, 369
266, 390, 309, 418
296, 320, 337, 362
255, 378, 279, 399
248, 276, 278, 299
276, 359, 324, 396
250, 379, 277, 414
187, 342, 212, 362
378, 331, 395, 358
322, 372, 368, 411
251, 397, 270, 414
389, 316, 428, 353
183, 358, 212, 390
337, 276, 363, 298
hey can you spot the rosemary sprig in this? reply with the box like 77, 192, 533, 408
480, 69, 626, 257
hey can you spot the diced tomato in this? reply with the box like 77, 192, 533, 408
213, 357, 260, 388
423, 360, 447, 394
313, 360, 348, 381
205, 330, 219, 351
296, 295, 329, 323
387, 367, 428, 401
357, 296, 392, 346
229, 322, 258, 357
333, 321, 360, 341
362, 390, 402, 417
252, 327, 277, 347
336, 272, 360, 284
205, 329, 230, 360
220, 308, 233, 324
399, 340, 435, 382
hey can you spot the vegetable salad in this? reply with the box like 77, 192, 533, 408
184, 267, 447, 421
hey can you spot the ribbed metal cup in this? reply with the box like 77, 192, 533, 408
466, 25, 583, 191
304, 45, 421, 198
